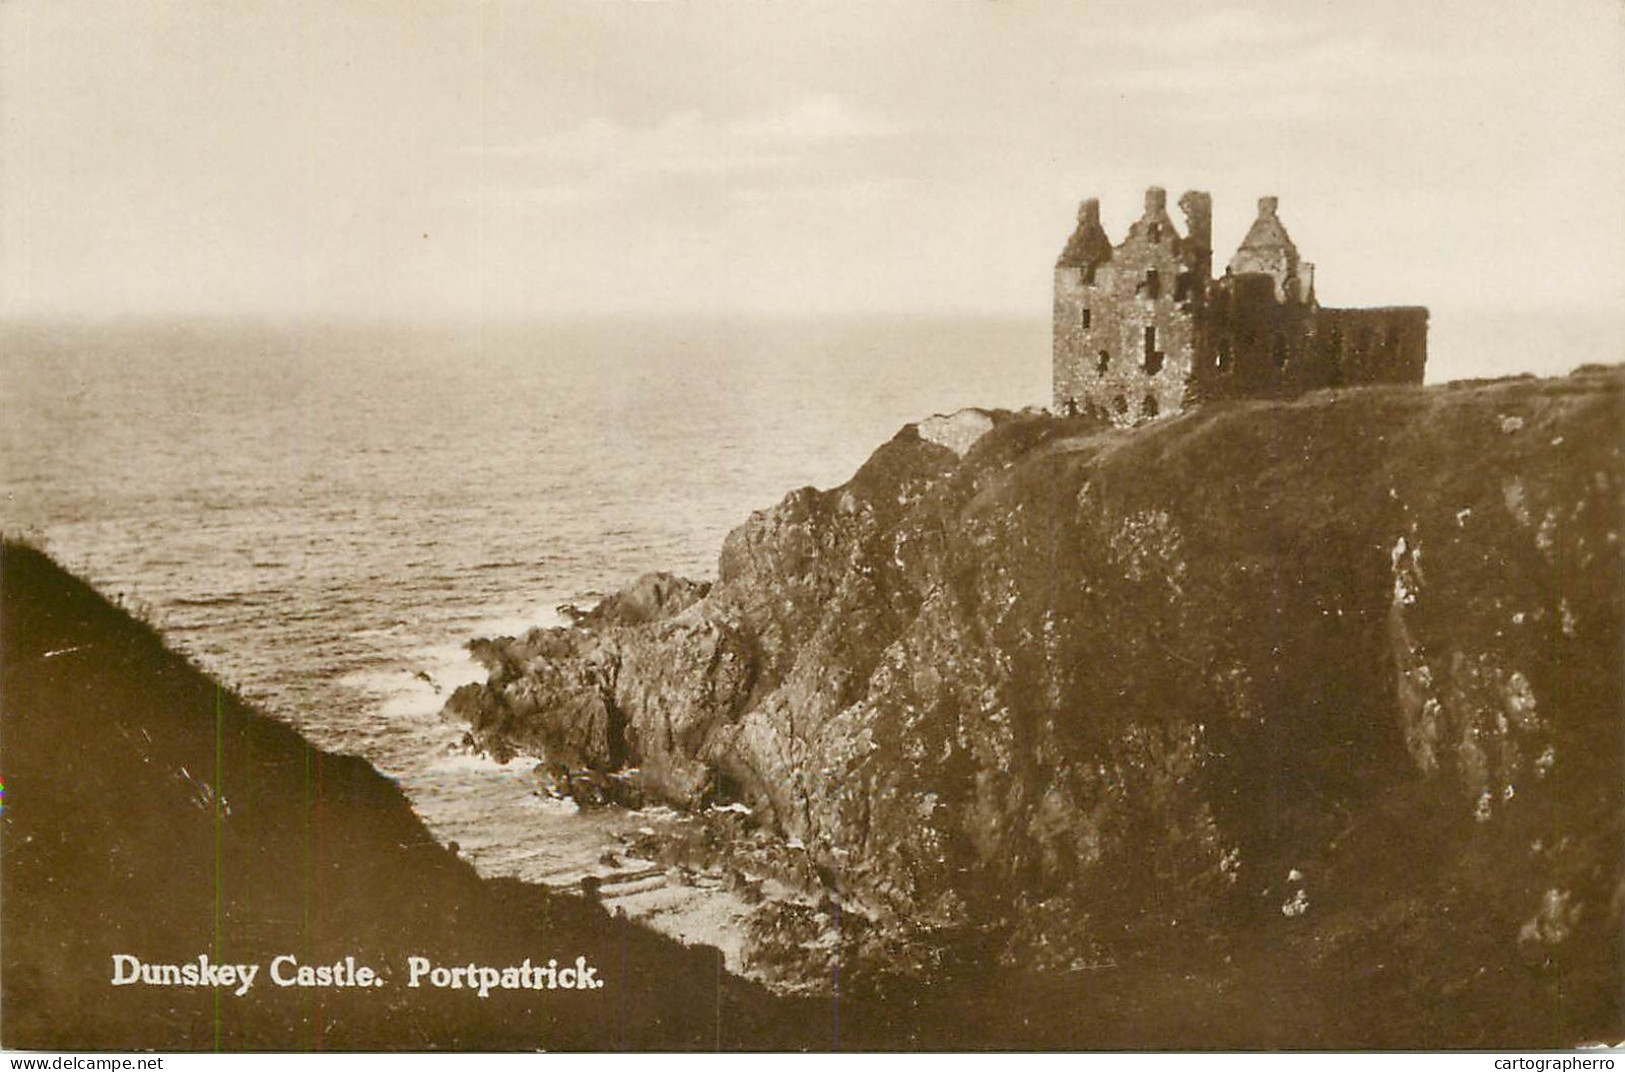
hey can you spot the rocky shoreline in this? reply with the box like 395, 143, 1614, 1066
445, 368, 1625, 1044
7, 366, 1619, 1049
0, 540, 818, 1050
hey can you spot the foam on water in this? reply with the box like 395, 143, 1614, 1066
0, 316, 1051, 955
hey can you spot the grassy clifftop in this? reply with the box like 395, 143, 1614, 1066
451, 368, 1625, 1047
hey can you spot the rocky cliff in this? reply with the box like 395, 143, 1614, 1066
449, 369, 1624, 1046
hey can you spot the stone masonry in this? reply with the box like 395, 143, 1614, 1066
1053, 187, 1428, 422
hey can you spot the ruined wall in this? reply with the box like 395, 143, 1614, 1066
1053, 188, 1210, 425
1191, 273, 1315, 403
1052, 265, 1093, 413
1190, 298, 1428, 403
1054, 189, 1428, 422
1315, 307, 1430, 387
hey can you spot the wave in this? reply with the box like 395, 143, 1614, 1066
167, 593, 255, 608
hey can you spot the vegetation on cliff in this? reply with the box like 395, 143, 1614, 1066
449, 368, 1625, 1046
0, 541, 812, 1050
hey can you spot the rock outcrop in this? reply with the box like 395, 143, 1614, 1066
449, 369, 1624, 1045
0, 542, 810, 1051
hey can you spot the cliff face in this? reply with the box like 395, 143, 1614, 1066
450, 370, 1624, 1045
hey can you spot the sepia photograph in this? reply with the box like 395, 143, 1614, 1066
2, 0, 1622, 1054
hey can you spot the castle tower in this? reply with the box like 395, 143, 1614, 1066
1052, 186, 1212, 423
1227, 196, 1310, 304
1053, 186, 1426, 421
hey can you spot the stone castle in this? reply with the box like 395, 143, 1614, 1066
1053, 187, 1427, 422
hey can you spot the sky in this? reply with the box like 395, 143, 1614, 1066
3, 0, 1623, 357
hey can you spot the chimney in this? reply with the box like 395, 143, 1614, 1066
1179, 190, 1212, 253
1145, 186, 1167, 213
1078, 198, 1101, 225
1258, 195, 1279, 217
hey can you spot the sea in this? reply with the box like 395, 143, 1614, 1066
0, 315, 1051, 954
3, 309, 1614, 961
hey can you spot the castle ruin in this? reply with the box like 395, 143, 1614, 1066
1053, 187, 1428, 422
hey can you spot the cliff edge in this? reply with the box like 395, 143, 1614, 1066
0, 541, 813, 1050
449, 369, 1625, 1046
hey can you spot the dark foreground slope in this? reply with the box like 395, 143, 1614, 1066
0, 541, 821, 1051
451, 369, 1625, 1048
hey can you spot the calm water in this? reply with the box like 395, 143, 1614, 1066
0, 316, 1050, 890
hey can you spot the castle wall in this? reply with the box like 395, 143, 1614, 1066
1053, 266, 1092, 414
1053, 189, 1207, 425
1191, 273, 1317, 403
1189, 298, 1428, 403
1314, 307, 1429, 387
1053, 190, 1427, 421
